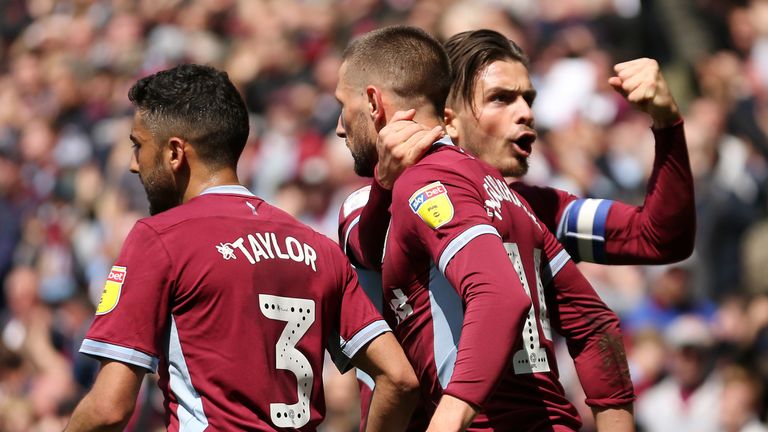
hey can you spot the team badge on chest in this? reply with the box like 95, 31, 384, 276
96, 266, 126, 315
409, 181, 454, 229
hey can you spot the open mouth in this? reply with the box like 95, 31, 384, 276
513, 132, 536, 155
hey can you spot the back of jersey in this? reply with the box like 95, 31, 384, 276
81, 187, 386, 431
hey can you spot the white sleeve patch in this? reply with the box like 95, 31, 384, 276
342, 186, 371, 219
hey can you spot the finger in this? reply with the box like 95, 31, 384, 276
608, 76, 624, 93
617, 72, 648, 95
407, 127, 444, 161
626, 84, 654, 104
392, 122, 434, 145
390, 109, 417, 123
613, 57, 650, 73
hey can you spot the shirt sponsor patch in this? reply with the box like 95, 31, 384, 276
408, 181, 454, 229
96, 266, 126, 315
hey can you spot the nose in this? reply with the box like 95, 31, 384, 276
514, 97, 534, 127
335, 111, 346, 138
129, 150, 139, 174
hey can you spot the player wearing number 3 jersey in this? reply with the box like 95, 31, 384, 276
66, 64, 418, 432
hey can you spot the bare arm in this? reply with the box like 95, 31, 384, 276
593, 405, 635, 432
65, 360, 146, 431
353, 332, 419, 432
426, 394, 477, 432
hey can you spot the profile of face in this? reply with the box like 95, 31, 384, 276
449, 59, 536, 178
129, 111, 179, 215
334, 62, 378, 177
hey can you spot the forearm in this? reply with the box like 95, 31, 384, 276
426, 394, 477, 432
354, 332, 419, 432
593, 404, 635, 432
567, 121, 694, 264
442, 235, 530, 407
365, 374, 419, 432
66, 393, 133, 432
552, 262, 634, 407
65, 360, 144, 432
357, 177, 392, 271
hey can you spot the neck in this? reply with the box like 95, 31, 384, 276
182, 167, 241, 203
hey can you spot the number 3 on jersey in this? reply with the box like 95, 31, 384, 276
504, 243, 552, 374
260, 294, 316, 428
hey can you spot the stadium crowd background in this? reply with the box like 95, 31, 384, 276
0, 0, 767, 430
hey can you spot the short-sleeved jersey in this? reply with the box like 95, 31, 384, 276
81, 185, 388, 431
382, 140, 581, 431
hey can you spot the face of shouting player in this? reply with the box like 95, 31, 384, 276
448, 59, 537, 178
334, 61, 379, 177
129, 111, 180, 215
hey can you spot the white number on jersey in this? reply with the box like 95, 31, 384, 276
260, 294, 316, 428
504, 243, 552, 374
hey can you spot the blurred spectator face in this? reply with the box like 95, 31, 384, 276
665, 315, 714, 390
128, 112, 179, 215
4, 266, 38, 319
719, 366, 763, 432
447, 59, 536, 177
334, 61, 378, 177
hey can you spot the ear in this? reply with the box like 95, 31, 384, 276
444, 108, 461, 142
167, 137, 187, 173
366, 85, 387, 130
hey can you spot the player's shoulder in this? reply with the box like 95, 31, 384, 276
399, 142, 479, 187
339, 183, 371, 221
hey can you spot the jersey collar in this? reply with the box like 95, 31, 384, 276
199, 185, 256, 197
432, 135, 455, 148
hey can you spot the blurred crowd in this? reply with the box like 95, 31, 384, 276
0, 0, 767, 431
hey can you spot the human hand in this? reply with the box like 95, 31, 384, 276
608, 58, 681, 129
376, 109, 444, 189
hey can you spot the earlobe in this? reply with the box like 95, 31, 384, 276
444, 108, 460, 141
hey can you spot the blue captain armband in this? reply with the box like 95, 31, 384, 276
556, 199, 614, 263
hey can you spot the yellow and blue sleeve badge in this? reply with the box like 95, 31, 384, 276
408, 181, 454, 229
96, 265, 126, 315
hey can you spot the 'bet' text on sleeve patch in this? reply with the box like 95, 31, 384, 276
408, 181, 454, 229
96, 266, 126, 315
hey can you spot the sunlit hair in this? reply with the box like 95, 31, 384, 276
128, 64, 249, 169
342, 25, 452, 115
445, 29, 529, 113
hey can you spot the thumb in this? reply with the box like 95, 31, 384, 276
390, 108, 417, 123
608, 76, 625, 95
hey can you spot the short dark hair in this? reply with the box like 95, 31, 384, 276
445, 29, 529, 112
342, 25, 452, 115
128, 64, 249, 168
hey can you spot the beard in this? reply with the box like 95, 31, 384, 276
141, 161, 179, 215
506, 154, 529, 178
346, 111, 377, 178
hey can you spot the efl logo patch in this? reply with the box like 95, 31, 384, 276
96, 266, 126, 315
408, 181, 454, 229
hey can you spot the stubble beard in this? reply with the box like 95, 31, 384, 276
348, 111, 377, 178
141, 163, 179, 216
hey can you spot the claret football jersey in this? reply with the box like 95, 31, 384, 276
81, 185, 388, 431
383, 138, 582, 431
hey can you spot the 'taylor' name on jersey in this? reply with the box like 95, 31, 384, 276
483, 175, 541, 231
216, 232, 318, 271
